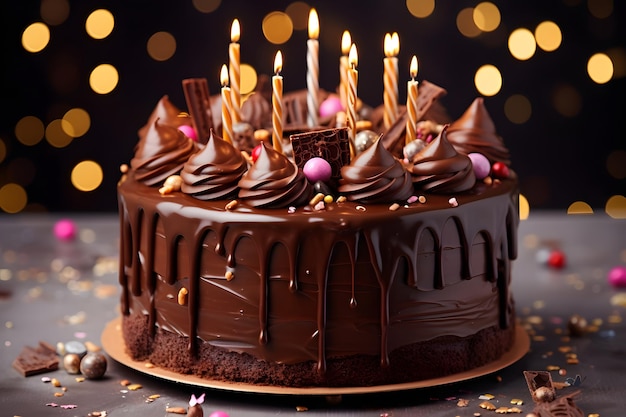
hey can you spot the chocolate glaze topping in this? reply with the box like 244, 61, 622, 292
237, 142, 312, 208
180, 130, 248, 200
410, 125, 476, 193
446, 98, 511, 166
130, 118, 198, 186
339, 137, 413, 203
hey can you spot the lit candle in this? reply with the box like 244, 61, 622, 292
383, 32, 399, 130
307, 8, 319, 128
347, 43, 358, 156
229, 19, 241, 123
220, 64, 233, 144
405, 56, 419, 145
339, 30, 351, 116
272, 51, 284, 154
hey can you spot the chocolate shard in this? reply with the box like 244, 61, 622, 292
183, 78, 214, 144
524, 370, 557, 403
13, 341, 59, 377
290, 127, 351, 181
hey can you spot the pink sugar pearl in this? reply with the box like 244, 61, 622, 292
608, 266, 626, 288
467, 153, 490, 180
208, 412, 229, 417
54, 219, 76, 241
178, 124, 198, 141
303, 157, 332, 183
319, 96, 343, 118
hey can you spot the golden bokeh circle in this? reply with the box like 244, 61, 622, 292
406, 0, 435, 18
86, 9, 115, 40
71, 160, 104, 192
605, 195, 626, 219
508, 28, 536, 61
474, 64, 502, 96
192, 0, 221, 13
504, 94, 532, 124
45, 119, 73, 148
456, 8, 481, 38
89, 64, 119, 94
147, 31, 177, 62
285, 1, 311, 31
519, 194, 530, 220
22, 22, 50, 53
567, 201, 594, 215
15, 116, 45, 146
62, 108, 91, 138
240, 64, 258, 95
535, 21, 562, 52
262, 11, 294, 45
473, 2, 501, 32
0, 184, 28, 214
587, 53, 614, 84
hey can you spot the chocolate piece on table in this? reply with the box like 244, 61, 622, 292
183, 78, 214, 144
524, 370, 557, 403
12, 341, 59, 376
290, 127, 351, 181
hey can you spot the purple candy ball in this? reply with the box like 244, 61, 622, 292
608, 266, 626, 288
467, 153, 491, 180
303, 157, 332, 183
319, 96, 343, 118
54, 219, 76, 241
178, 124, 198, 141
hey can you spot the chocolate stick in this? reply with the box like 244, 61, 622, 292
182, 78, 214, 144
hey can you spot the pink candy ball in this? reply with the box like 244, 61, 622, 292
54, 219, 76, 241
178, 124, 198, 141
608, 266, 626, 288
319, 96, 343, 118
208, 412, 229, 417
467, 153, 491, 180
303, 157, 332, 183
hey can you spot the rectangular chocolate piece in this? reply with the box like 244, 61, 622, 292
12, 341, 59, 377
182, 78, 213, 144
290, 127, 351, 181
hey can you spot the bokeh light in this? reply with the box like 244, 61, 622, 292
605, 195, 626, 219
567, 201, 594, 214
474, 64, 502, 96
508, 28, 536, 60
606, 47, 626, 79
15, 116, 45, 146
406, 0, 435, 18
22, 22, 50, 53
535, 21, 562, 52
456, 8, 481, 38
240, 63, 258, 95
62, 108, 91, 138
40, 0, 70, 26
607, 149, 626, 179
551, 84, 582, 117
89, 64, 119, 94
147, 31, 177, 61
45, 119, 73, 148
0, 184, 28, 214
71, 160, 103, 192
473, 2, 501, 32
519, 194, 530, 220
587, 53, 614, 84
587, 0, 613, 19
262, 12, 294, 45
0, 139, 6, 164
86, 9, 115, 40
192, 0, 221, 13
504, 94, 532, 124
285, 2, 310, 31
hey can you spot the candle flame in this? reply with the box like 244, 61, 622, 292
220, 64, 229, 87
308, 8, 319, 40
349, 43, 358, 68
231, 19, 240, 43
410, 55, 418, 79
384, 33, 392, 57
391, 32, 399, 56
274, 50, 283, 74
341, 30, 351, 55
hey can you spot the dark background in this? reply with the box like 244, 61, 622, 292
1, 0, 625, 213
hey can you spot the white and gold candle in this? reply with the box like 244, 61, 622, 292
307, 8, 320, 128
229, 19, 241, 123
383, 32, 399, 130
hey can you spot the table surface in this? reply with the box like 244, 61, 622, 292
1, 213, 625, 417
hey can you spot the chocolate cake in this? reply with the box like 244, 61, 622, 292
117, 74, 519, 387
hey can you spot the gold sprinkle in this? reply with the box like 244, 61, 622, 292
546, 365, 560, 371
479, 394, 495, 400
553, 381, 568, 389
608, 314, 622, 324
127, 383, 143, 391
526, 315, 543, 325
177, 287, 188, 306
310, 193, 325, 206
388, 202, 400, 211
588, 414, 600, 417
457, 398, 469, 407
508, 406, 523, 413
225, 199, 238, 210
144, 362, 155, 369
75, 377, 85, 382
483, 176, 493, 185
323, 195, 334, 204
510, 398, 523, 405
558, 346, 572, 353
120, 379, 131, 386
479, 401, 496, 410
567, 358, 579, 365
165, 407, 187, 414
495, 407, 509, 414
51, 378, 61, 387
295, 405, 309, 412
120, 164, 129, 174
148, 394, 161, 400
85, 341, 101, 352
336, 195, 347, 203
533, 335, 546, 342
418, 195, 426, 203
254, 129, 270, 141
54, 392, 64, 397
225, 270, 235, 281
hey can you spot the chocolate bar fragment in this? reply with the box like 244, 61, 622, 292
183, 78, 214, 144
13, 341, 59, 376
290, 127, 351, 181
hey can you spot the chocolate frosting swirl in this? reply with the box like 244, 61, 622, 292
339, 137, 413, 204
446, 98, 511, 166
130, 118, 198, 186
410, 125, 476, 193
180, 130, 248, 200
238, 142, 312, 208
138, 95, 192, 141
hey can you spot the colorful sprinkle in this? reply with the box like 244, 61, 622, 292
448, 197, 458, 207
608, 266, 626, 288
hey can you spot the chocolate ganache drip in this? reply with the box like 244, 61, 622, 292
446, 97, 511, 166
339, 136, 413, 204
237, 142, 312, 208
180, 130, 248, 200
130, 118, 198, 186
138, 95, 191, 141
410, 125, 476, 193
